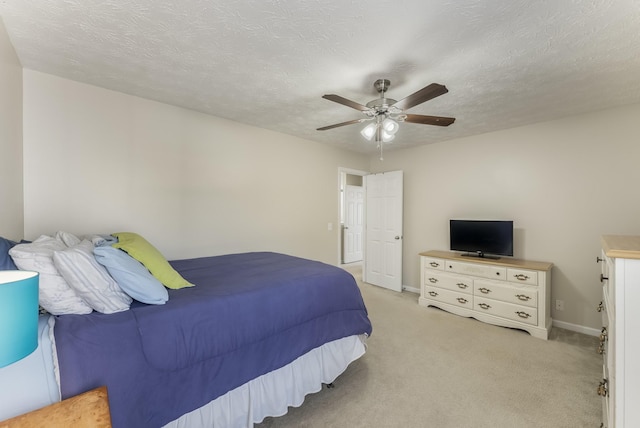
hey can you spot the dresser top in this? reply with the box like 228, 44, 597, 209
420, 250, 553, 271
602, 235, 640, 259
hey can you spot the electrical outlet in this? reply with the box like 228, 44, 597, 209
555, 299, 565, 311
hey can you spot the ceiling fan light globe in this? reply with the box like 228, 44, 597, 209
381, 131, 395, 143
382, 118, 399, 134
360, 123, 377, 140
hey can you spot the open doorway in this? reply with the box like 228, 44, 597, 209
338, 168, 367, 265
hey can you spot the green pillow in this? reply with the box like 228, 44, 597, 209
111, 232, 194, 290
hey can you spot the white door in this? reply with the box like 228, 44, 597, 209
343, 185, 364, 264
364, 170, 403, 292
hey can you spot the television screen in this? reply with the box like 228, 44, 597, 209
450, 220, 513, 257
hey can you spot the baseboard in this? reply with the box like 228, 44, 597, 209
552, 319, 599, 337
402, 285, 420, 294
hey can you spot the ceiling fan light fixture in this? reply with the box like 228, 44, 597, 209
360, 123, 377, 141
381, 130, 395, 143
382, 118, 399, 134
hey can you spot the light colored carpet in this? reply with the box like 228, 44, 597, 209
256, 263, 601, 428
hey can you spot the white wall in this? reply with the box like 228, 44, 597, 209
371, 103, 640, 330
0, 17, 23, 240
20, 66, 640, 330
22, 70, 369, 265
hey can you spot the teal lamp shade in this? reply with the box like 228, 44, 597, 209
0, 271, 39, 368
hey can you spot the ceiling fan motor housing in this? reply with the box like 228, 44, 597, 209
366, 97, 397, 110
374, 78, 391, 94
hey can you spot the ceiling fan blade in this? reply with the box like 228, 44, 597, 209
317, 118, 366, 131
404, 114, 455, 126
392, 83, 449, 111
322, 94, 370, 111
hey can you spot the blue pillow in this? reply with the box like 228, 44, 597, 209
93, 245, 168, 305
0, 237, 19, 270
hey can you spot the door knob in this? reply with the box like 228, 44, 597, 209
395, 236, 401, 240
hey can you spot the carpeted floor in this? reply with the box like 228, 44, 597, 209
257, 263, 601, 428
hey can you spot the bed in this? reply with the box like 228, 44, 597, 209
0, 234, 372, 428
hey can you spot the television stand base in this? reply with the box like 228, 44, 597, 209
460, 252, 500, 260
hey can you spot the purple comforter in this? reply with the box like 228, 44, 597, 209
54, 252, 372, 427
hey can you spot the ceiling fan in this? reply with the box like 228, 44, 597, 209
317, 79, 455, 158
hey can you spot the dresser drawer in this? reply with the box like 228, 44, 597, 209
474, 279, 538, 308
474, 296, 538, 325
423, 256, 445, 270
507, 268, 538, 286
423, 270, 473, 294
445, 260, 506, 281
423, 285, 473, 309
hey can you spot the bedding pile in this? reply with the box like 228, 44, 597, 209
5, 231, 191, 315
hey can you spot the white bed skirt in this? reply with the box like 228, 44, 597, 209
164, 334, 367, 428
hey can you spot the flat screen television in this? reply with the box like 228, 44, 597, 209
449, 220, 513, 258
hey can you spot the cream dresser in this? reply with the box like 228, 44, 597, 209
419, 250, 552, 339
597, 235, 640, 428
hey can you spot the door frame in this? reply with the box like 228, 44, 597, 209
337, 167, 368, 265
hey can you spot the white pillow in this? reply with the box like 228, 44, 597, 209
9, 235, 93, 315
54, 230, 81, 247
53, 240, 132, 314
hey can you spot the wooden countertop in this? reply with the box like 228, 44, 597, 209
420, 250, 553, 271
602, 235, 640, 260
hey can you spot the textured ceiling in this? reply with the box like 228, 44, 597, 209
2, 0, 640, 154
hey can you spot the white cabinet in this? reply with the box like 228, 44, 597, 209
419, 250, 552, 339
598, 235, 640, 428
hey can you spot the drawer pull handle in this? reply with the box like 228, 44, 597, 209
599, 327, 607, 342
478, 287, 491, 294
597, 301, 604, 312
478, 303, 491, 310
514, 274, 530, 281
428, 291, 438, 297
600, 274, 608, 282
515, 311, 531, 319
429, 262, 440, 268
515, 294, 531, 301
457, 297, 468, 304
597, 379, 608, 397
457, 283, 468, 289
428, 277, 438, 283
596, 256, 604, 263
